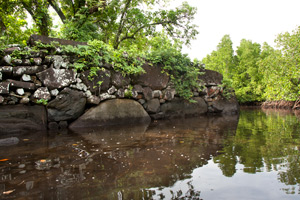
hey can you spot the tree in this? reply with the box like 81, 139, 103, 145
0, 0, 199, 49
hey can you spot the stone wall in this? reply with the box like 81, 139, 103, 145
0, 36, 239, 133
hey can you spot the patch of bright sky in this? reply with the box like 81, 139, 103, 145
170, 0, 300, 60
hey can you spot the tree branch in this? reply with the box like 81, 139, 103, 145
47, 0, 66, 23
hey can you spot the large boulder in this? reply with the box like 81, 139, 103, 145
0, 105, 47, 133
132, 63, 169, 90
36, 68, 77, 90
47, 88, 86, 121
69, 99, 151, 129
199, 69, 223, 86
160, 97, 208, 118
210, 96, 239, 115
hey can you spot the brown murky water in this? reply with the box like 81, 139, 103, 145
1, 109, 300, 199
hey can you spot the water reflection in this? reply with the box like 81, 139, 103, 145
1, 110, 300, 199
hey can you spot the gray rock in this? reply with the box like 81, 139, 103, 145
160, 97, 208, 118
153, 90, 162, 98
145, 99, 160, 113
48, 121, 59, 130
34, 87, 51, 100
199, 69, 223, 86
7, 79, 35, 90
37, 68, 77, 90
0, 96, 4, 104
85, 90, 92, 98
16, 88, 25, 96
117, 89, 125, 98
50, 89, 59, 96
142, 87, 153, 101
0, 105, 47, 133
21, 74, 32, 82
87, 95, 101, 105
3, 55, 12, 65
111, 72, 130, 88
52, 55, 68, 69
132, 63, 169, 90
210, 96, 239, 115
138, 99, 146, 105
11, 59, 23, 65
69, 99, 151, 129
81, 69, 111, 95
13, 65, 48, 76
107, 86, 116, 95
100, 93, 116, 101
4, 46, 21, 54
0, 71, 2, 81
0, 66, 13, 75
163, 88, 176, 101
70, 82, 88, 91
0, 82, 10, 94
133, 84, 143, 93
20, 97, 30, 104
47, 88, 86, 121
33, 57, 43, 65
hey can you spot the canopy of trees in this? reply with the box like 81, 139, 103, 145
202, 26, 300, 103
0, 0, 198, 49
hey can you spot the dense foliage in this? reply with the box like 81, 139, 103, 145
202, 27, 300, 103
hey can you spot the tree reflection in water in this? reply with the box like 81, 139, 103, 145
1, 109, 300, 199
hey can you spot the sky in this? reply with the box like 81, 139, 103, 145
170, 0, 300, 60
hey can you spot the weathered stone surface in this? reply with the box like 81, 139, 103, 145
70, 82, 88, 91
199, 69, 223, 86
50, 89, 59, 96
163, 88, 176, 101
0, 137, 19, 146
117, 89, 125, 98
20, 97, 30, 104
210, 96, 239, 115
133, 84, 143, 93
16, 88, 25, 96
48, 122, 59, 130
47, 88, 86, 121
3, 55, 12, 65
0, 105, 47, 133
0, 82, 11, 94
0, 96, 4, 104
21, 74, 32, 82
11, 59, 23, 65
81, 69, 111, 95
111, 72, 130, 88
7, 79, 35, 90
100, 93, 116, 101
107, 86, 116, 95
160, 97, 208, 118
51, 55, 69, 69
28, 34, 87, 46
132, 63, 169, 90
69, 99, 151, 129
145, 99, 160, 114
153, 90, 162, 98
37, 68, 77, 90
142, 87, 153, 101
13, 65, 48, 76
0, 66, 13, 75
59, 121, 68, 129
87, 95, 101, 105
4, 46, 21, 54
33, 87, 51, 100
33, 57, 42, 65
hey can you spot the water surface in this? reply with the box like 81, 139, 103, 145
1, 109, 300, 199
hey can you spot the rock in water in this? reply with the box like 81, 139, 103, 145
47, 88, 86, 121
69, 99, 151, 129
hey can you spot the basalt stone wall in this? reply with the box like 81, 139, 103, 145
0, 36, 239, 133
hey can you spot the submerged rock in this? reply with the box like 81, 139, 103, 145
69, 99, 151, 129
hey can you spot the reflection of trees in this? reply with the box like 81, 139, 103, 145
214, 109, 300, 193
